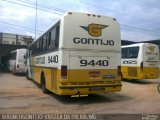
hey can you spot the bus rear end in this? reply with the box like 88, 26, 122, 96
141, 43, 159, 79
57, 12, 121, 96
13, 49, 26, 74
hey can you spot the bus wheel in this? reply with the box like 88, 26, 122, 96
158, 83, 160, 93
41, 74, 48, 94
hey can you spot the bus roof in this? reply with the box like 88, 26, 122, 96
121, 43, 157, 48
10, 48, 27, 53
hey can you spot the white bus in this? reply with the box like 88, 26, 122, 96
121, 43, 159, 80
8, 49, 27, 74
26, 12, 122, 96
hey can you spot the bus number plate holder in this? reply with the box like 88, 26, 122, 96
89, 87, 105, 91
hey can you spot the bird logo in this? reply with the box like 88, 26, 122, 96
148, 46, 155, 52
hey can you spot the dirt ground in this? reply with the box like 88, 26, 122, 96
0, 73, 160, 114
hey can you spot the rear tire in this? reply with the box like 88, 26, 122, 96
41, 74, 48, 93
158, 83, 160, 93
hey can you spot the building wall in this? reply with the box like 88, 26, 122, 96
0, 32, 33, 45
2, 33, 16, 44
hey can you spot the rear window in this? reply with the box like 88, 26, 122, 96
9, 52, 17, 60
122, 46, 139, 59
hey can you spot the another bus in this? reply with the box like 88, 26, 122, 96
26, 12, 122, 96
7, 49, 27, 74
121, 43, 159, 80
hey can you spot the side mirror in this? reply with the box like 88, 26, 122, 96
24, 55, 26, 59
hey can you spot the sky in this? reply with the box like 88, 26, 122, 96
0, 0, 160, 42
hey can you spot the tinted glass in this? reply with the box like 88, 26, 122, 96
122, 46, 139, 59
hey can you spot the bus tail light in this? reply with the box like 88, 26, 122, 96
14, 63, 16, 70
61, 66, 67, 79
117, 66, 121, 77
140, 62, 143, 73
17, 64, 19, 68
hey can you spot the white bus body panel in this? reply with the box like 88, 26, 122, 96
8, 49, 27, 73
60, 13, 121, 51
59, 12, 121, 70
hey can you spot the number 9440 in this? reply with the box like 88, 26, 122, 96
80, 60, 109, 66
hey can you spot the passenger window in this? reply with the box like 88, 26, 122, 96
46, 32, 50, 50
50, 28, 56, 49
36, 41, 40, 53
49, 24, 60, 49
43, 35, 47, 50
40, 38, 43, 51
55, 25, 60, 47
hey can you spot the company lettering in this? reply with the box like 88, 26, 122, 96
146, 52, 158, 56
73, 37, 114, 46
123, 60, 137, 64
35, 57, 45, 64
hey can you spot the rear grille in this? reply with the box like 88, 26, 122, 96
128, 67, 137, 77
69, 81, 115, 86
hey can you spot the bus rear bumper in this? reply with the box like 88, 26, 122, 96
58, 84, 122, 95
141, 74, 159, 79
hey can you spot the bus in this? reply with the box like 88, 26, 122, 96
26, 12, 122, 96
121, 43, 159, 80
7, 49, 27, 74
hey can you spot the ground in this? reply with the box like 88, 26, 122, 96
0, 73, 160, 115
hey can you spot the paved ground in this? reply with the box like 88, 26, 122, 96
0, 73, 160, 114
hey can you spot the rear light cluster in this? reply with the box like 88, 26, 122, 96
17, 64, 19, 68
117, 66, 121, 77
14, 62, 19, 69
61, 66, 67, 79
140, 62, 143, 73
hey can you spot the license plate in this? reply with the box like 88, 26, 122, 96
89, 87, 105, 91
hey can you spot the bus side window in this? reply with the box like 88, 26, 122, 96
50, 28, 56, 49
46, 32, 50, 50
40, 37, 43, 51
31, 43, 36, 54
36, 41, 40, 53
55, 25, 60, 48
48, 23, 60, 49
43, 34, 47, 50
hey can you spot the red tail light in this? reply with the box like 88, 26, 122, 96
14, 63, 16, 70
61, 66, 67, 79
140, 61, 143, 73
117, 66, 121, 77
17, 64, 19, 68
